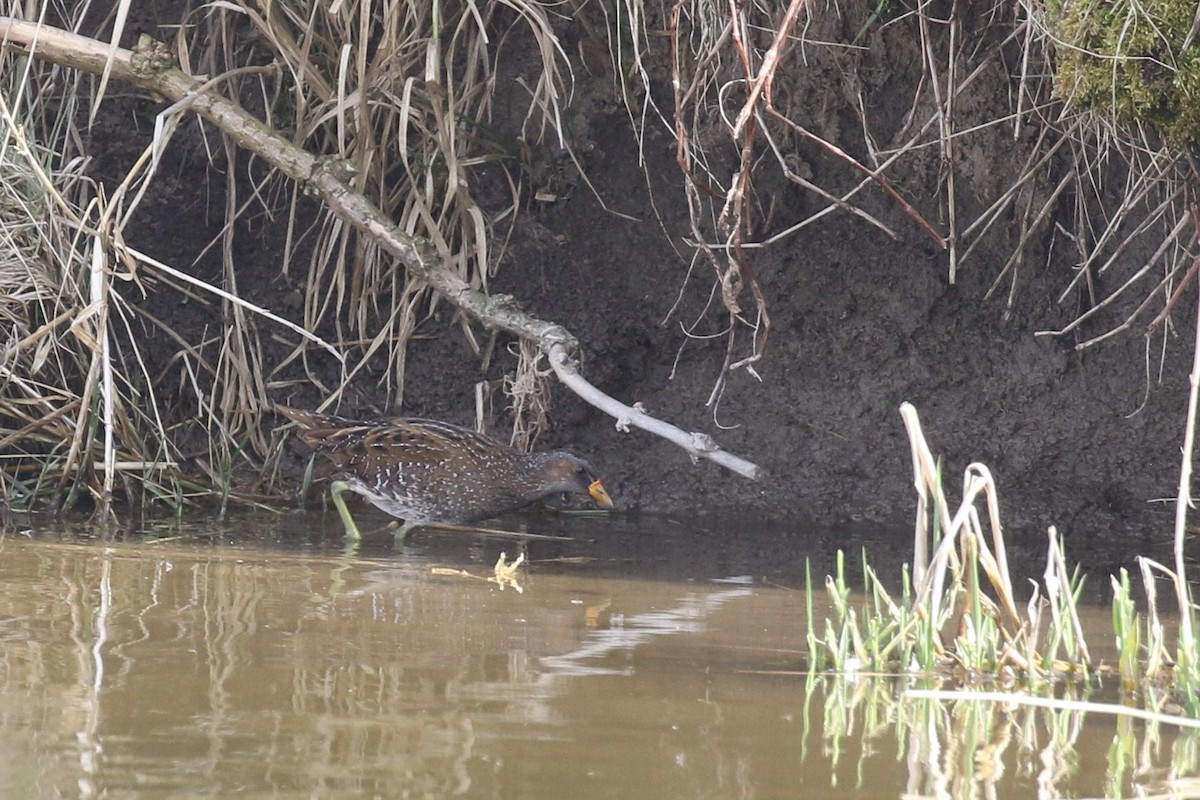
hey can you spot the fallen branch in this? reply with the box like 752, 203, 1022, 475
549, 344, 761, 479
0, 17, 764, 480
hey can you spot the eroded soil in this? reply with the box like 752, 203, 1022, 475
75, 1, 1190, 564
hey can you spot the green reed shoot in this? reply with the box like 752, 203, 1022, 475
1111, 569, 1139, 692
805, 404, 1099, 685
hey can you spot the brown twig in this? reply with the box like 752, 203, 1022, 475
1146, 200, 1200, 337
763, 106, 948, 249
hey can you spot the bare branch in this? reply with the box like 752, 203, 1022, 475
549, 344, 763, 480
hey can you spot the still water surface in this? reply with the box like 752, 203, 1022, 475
0, 511, 1195, 798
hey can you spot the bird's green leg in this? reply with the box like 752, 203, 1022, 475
330, 480, 363, 539
393, 520, 417, 542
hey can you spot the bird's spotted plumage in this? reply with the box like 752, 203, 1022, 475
279, 406, 613, 537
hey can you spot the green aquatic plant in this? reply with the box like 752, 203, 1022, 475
806, 402, 1200, 711
1111, 568, 1140, 691
850, 403, 1066, 681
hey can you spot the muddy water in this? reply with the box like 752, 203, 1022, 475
0, 512, 1194, 798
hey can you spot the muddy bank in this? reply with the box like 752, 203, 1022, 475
428, 2, 1187, 549
77, 1, 1190, 554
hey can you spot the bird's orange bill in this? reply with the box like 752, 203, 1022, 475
588, 479, 614, 509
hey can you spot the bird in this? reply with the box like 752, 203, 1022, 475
277, 405, 614, 539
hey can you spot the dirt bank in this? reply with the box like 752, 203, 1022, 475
77, 1, 1191, 554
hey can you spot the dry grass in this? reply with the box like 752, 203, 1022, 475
0, 27, 142, 515
0, 32, 267, 515
503, 338, 553, 451
176, 0, 573, 408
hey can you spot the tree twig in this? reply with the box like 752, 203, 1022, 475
549, 344, 762, 479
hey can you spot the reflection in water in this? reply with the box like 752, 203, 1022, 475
0, 517, 1196, 798
541, 583, 755, 676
